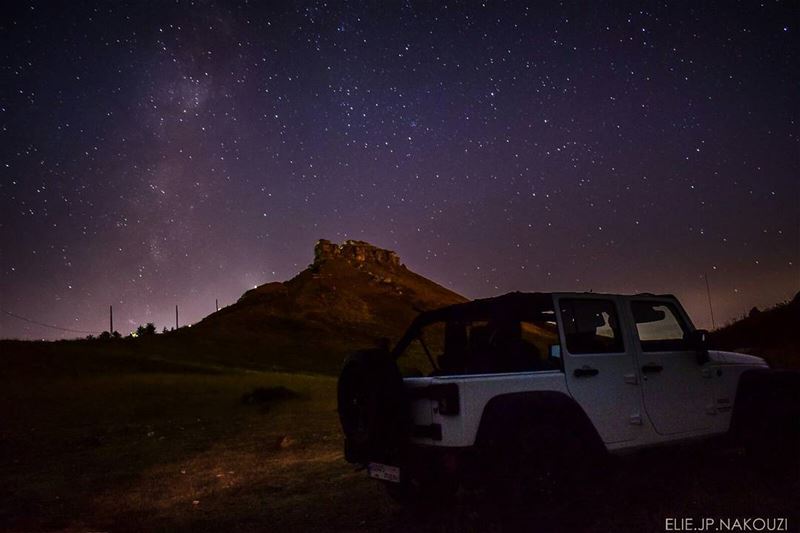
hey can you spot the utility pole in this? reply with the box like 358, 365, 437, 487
704, 273, 716, 330
109, 305, 113, 333
215, 298, 219, 312
175, 305, 179, 330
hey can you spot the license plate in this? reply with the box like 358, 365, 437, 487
367, 462, 401, 483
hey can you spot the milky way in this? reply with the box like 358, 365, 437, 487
1, 1, 797, 339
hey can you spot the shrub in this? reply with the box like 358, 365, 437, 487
135, 323, 157, 337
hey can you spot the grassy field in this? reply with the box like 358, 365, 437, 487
0, 358, 397, 532
1, 347, 798, 532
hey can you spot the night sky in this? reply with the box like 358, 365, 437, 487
1, 1, 797, 339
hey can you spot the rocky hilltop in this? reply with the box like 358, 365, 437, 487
313, 239, 400, 267
190, 239, 466, 373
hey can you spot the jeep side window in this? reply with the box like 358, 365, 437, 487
560, 299, 624, 354
631, 301, 690, 352
519, 320, 561, 370
410, 319, 562, 376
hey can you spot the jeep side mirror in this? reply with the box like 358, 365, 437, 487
687, 329, 710, 365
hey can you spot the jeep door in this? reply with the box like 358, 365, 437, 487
556, 295, 644, 444
626, 298, 715, 435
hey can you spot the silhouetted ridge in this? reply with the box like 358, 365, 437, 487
710, 292, 800, 369
188, 239, 467, 373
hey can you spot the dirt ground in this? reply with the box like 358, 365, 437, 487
1, 367, 797, 532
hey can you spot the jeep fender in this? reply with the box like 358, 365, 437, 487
473, 390, 607, 458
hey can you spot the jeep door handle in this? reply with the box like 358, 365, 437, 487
573, 366, 599, 378
641, 363, 663, 374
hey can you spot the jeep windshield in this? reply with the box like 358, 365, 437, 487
393, 292, 562, 376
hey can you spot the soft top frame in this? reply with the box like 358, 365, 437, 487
391, 291, 554, 358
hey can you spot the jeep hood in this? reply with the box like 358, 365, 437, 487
709, 350, 768, 367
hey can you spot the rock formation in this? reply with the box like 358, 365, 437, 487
196, 238, 466, 374
313, 239, 401, 268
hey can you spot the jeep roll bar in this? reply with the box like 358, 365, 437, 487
391, 291, 555, 359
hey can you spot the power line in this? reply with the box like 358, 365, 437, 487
2, 310, 101, 335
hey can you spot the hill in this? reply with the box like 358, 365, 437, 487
182, 239, 466, 372
0, 239, 466, 377
710, 292, 800, 369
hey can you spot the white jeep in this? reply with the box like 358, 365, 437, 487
337, 292, 799, 498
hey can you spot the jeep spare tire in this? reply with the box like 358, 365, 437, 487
337, 348, 409, 465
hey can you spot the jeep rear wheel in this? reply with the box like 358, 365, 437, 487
487, 423, 595, 505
